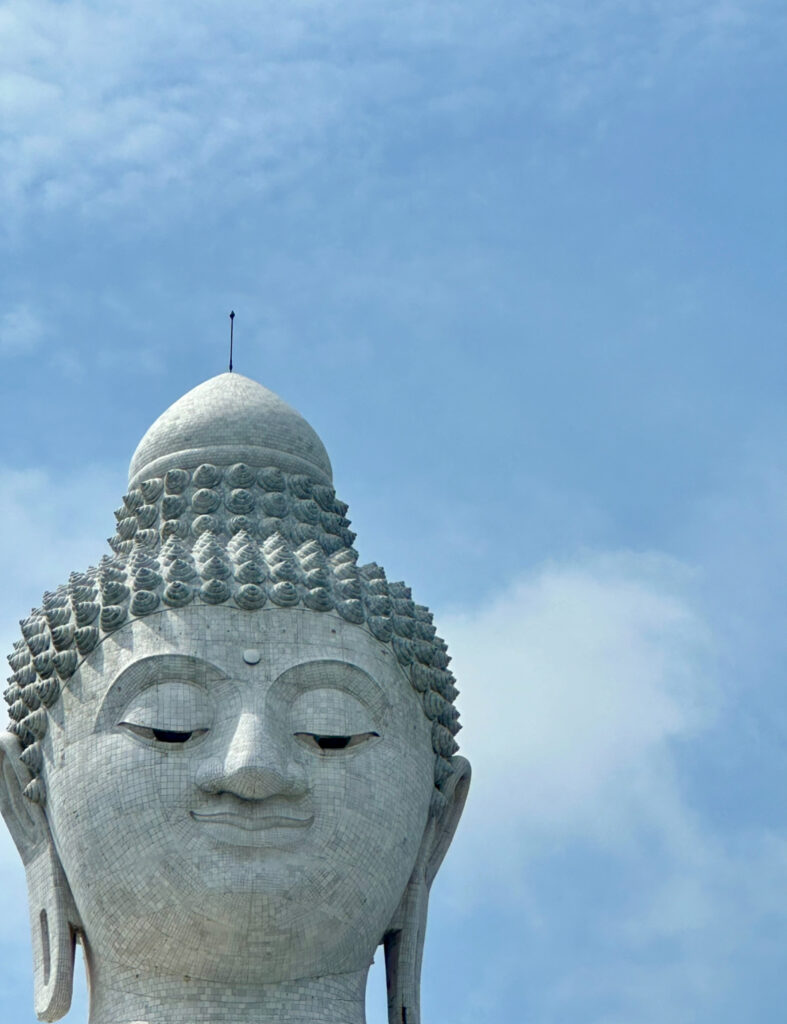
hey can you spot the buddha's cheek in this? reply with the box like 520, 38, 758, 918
45, 734, 196, 924
316, 740, 433, 918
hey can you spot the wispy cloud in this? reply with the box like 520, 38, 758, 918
1, 0, 781, 225
444, 552, 711, 869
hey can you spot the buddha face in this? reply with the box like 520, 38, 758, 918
40, 604, 435, 985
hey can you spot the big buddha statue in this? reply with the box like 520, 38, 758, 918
0, 372, 470, 1024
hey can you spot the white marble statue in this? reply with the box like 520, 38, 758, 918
0, 373, 470, 1024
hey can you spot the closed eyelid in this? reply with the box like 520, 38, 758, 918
288, 686, 378, 735
94, 654, 224, 734
271, 659, 390, 721
117, 681, 213, 726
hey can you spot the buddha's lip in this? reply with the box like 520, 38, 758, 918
190, 809, 314, 831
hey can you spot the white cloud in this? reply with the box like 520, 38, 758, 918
436, 553, 731, 923
443, 552, 711, 848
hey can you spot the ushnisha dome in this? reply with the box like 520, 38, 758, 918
129, 372, 333, 488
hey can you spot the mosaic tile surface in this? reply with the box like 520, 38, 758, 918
0, 373, 471, 1024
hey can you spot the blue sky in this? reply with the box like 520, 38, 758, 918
0, 1, 785, 1021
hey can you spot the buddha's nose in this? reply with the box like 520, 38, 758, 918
196, 710, 307, 801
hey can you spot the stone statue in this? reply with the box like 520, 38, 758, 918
0, 373, 470, 1024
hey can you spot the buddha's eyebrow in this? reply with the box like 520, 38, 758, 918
271, 658, 390, 717
94, 655, 227, 732
115, 654, 228, 688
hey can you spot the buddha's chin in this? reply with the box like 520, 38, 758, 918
84, 903, 376, 987
76, 867, 388, 983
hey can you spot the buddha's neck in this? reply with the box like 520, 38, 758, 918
84, 953, 370, 1024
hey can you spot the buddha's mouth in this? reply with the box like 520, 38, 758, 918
190, 809, 314, 831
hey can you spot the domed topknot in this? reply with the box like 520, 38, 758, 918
128, 373, 333, 488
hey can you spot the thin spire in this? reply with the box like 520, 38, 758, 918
229, 310, 235, 372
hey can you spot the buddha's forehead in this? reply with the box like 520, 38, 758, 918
71, 604, 411, 707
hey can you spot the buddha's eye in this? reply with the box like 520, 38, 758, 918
115, 680, 214, 748
294, 731, 379, 754
119, 722, 209, 745
290, 685, 379, 754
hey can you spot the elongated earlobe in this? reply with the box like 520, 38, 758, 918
383, 757, 471, 1024
26, 839, 80, 1021
0, 732, 81, 1022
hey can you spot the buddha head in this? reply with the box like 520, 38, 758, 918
0, 374, 470, 1024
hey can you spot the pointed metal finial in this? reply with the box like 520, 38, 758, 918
229, 311, 235, 372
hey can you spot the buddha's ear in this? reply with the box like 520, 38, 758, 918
383, 757, 471, 1024
424, 755, 471, 888
0, 730, 80, 1022
0, 730, 47, 863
